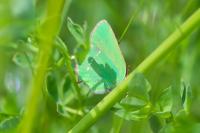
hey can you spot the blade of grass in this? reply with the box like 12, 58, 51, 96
68, 8, 200, 133
17, 0, 69, 133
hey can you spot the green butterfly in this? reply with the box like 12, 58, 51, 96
78, 20, 126, 94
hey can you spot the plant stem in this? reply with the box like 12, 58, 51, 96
118, 0, 144, 42
68, 8, 200, 133
17, 0, 68, 133
110, 115, 124, 133
56, 37, 83, 103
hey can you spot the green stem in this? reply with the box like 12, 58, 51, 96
17, 0, 68, 133
56, 37, 83, 103
62, 106, 84, 116
68, 8, 200, 133
110, 115, 124, 133
118, 0, 144, 42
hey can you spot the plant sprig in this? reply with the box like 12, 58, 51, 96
55, 37, 83, 103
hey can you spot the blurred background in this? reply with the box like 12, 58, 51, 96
0, 0, 200, 133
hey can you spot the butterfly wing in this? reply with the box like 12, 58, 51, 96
78, 20, 126, 93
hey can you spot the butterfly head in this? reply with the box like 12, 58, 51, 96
88, 57, 95, 64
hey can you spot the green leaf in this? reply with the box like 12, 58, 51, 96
154, 112, 172, 119
57, 103, 71, 118
61, 74, 72, 102
57, 103, 83, 118
67, 18, 89, 64
55, 57, 65, 68
74, 43, 89, 64
149, 115, 163, 133
120, 96, 146, 108
0, 113, 12, 123
0, 0, 35, 45
113, 73, 152, 121
0, 113, 20, 132
114, 103, 151, 121
67, 17, 85, 45
156, 87, 173, 115
180, 82, 192, 113
12, 52, 29, 68
45, 72, 59, 102
127, 73, 151, 101
0, 117, 20, 132
62, 74, 71, 95
159, 123, 174, 133
11, 38, 37, 69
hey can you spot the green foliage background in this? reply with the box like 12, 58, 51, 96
0, 0, 200, 133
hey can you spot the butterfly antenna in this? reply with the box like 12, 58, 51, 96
118, 1, 144, 43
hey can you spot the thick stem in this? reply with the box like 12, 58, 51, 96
17, 0, 68, 133
68, 8, 200, 133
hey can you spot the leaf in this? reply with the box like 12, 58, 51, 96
120, 96, 146, 108
127, 73, 151, 101
57, 103, 83, 118
63, 74, 71, 94
114, 103, 151, 121
0, 0, 35, 45
74, 43, 89, 64
12, 52, 29, 68
67, 17, 89, 63
154, 112, 172, 119
156, 87, 173, 116
55, 57, 65, 68
0, 113, 10, 123
113, 73, 152, 121
0, 117, 20, 132
115, 110, 148, 121
45, 72, 59, 102
149, 115, 163, 133
61, 74, 72, 101
180, 82, 192, 113
159, 123, 174, 133
67, 18, 89, 64
67, 17, 85, 45
57, 103, 71, 118
0, 113, 20, 132
12, 38, 37, 69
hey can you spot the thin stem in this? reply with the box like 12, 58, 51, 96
118, 1, 144, 42
110, 115, 124, 133
68, 8, 200, 133
62, 106, 84, 116
17, 0, 68, 133
56, 37, 83, 103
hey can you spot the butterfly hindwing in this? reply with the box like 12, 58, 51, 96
78, 20, 126, 93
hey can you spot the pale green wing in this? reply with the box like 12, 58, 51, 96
78, 20, 126, 93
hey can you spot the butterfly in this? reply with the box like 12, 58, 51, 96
78, 20, 126, 94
